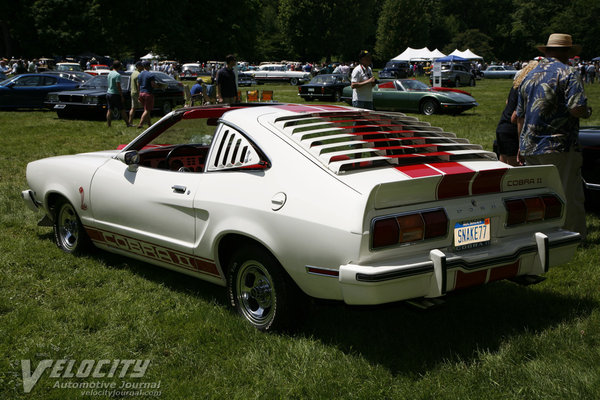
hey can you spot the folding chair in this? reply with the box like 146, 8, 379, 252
246, 90, 259, 102
260, 90, 273, 102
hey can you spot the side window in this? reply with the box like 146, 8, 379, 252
40, 76, 57, 86
15, 76, 41, 87
206, 124, 267, 171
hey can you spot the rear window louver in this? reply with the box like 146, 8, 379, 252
273, 110, 495, 174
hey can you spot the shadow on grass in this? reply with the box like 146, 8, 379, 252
299, 282, 597, 376
42, 233, 597, 377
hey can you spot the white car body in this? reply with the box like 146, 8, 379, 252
244, 64, 310, 85
23, 104, 580, 329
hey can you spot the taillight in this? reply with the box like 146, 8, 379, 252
372, 209, 447, 249
504, 194, 562, 227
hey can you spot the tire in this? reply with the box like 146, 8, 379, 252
110, 107, 121, 120
420, 98, 440, 115
161, 101, 172, 115
304, 96, 314, 102
227, 246, 300, 331
334, 90, 342, 102
53, 198, 91, 254
290, 78, 298, 86
469, 77, 476, 86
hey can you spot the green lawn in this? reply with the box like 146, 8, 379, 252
1, 79, 600, 399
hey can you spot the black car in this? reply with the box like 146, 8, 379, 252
298, 74, 350, 102
378, 61, 412, 79
45, 71, 185, 119
580, 126, 600, 208
42, 70, 93, 84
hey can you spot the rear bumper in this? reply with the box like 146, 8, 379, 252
338, 230, 580, 305
21, 189, 41, 212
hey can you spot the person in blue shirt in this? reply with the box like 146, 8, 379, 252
190, 77, 206, 105
106, 60, 129, 127
516, 33, 593, 240
137, 61, 159, 128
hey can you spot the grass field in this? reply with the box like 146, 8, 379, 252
1, 78, 600, 399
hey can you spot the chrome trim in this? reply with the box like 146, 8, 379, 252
305, 265, 340, 278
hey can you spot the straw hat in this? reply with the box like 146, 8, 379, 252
536, 33, 581, 56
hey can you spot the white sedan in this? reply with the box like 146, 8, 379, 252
22, 103, 580, 330
242, 64, 310, 85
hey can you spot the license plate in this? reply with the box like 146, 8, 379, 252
54, 104, 66, 109
308, 88, 314, 92
454, 218, 490, 251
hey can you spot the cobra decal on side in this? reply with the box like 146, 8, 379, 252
85, 227, 220, 277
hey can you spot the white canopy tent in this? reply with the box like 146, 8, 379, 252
430, 48, 446, 59
449, 49, 483, 60
393, 47, 444, 62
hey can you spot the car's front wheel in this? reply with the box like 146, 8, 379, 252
227, 246, 300, 331
290, 78, 298, 85
420, 98, 440, 115
334, 90, 342, 102
53, 198, 91, 254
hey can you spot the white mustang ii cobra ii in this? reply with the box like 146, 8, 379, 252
22, 103, 580, 330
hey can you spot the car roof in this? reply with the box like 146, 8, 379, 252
174, 104, 493, 175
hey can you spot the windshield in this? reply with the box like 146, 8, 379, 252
81, 74, 130, 90
384, 62, 407, 69
398, 80, 429, 91
309, 75, 347, 84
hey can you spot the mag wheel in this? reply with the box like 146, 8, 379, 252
53, 198, 90, 254
290, 78, 298, 85
421, 99, 439, 115
228, 246, 300, 331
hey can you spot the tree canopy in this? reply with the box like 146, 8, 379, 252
1, 0, 599, 64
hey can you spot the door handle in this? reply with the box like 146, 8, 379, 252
171, 185, 187, 193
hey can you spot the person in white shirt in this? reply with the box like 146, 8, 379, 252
351, 50, 376, 109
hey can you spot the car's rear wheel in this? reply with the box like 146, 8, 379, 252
290, 78, 298, 85
227, 246, 300, 331
53, 198, 91, 254
161, 101, 172, 115
420, 98, 440, 115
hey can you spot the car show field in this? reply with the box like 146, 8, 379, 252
1, 78, 600, 399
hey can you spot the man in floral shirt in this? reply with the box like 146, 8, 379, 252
516, 33, 592, 240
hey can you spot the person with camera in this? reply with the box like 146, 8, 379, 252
351, 50, 377, 109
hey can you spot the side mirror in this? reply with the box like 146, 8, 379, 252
117, 150, 140, 172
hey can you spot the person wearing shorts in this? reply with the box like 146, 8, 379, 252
137, 61, 158, 128
106, 60, 129, 127
128, 61, 143, 126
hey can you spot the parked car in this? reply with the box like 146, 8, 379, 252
42, 71, 93, 84
298, 74, 351, 102
84, 64, 110, 76
430, 63, 475, 87
579, 126, 600, 207
341, 79, 478, 115
0, 74, 80, 109
22, 103, 580, 330
237, 73, 256, 87
482, 65, 518, 79
180, 63, 212, 83
244, 64, 310, 85
45, 71, 184, 119
378, 60, 412, 79
56, 62, 83, 72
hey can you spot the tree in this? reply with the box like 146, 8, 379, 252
443, 29, 494, 61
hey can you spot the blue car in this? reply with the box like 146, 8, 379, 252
0, 74, 80, 109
